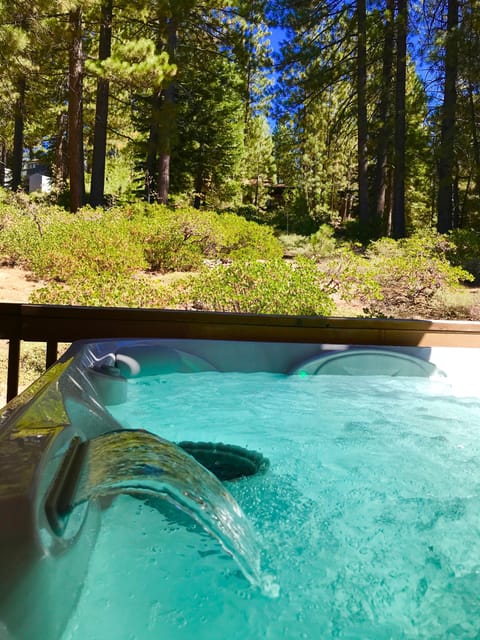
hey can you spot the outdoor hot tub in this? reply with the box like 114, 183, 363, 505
2, 332, 480, 639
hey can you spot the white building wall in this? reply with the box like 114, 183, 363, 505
29, 173, 51, 193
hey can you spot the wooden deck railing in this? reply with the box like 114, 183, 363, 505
2, 302, 480, 402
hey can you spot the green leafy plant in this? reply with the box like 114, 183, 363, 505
172, 257, 335, 315
28, 212, 146, 282
215, 212, 283, 260
30, 272, 174, 308
280, 225, 342, 260
130, 207, 220, 272
129, 205, 283, 272
361, 232, 473, 316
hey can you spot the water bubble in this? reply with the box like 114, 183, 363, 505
260, 574, 280, 599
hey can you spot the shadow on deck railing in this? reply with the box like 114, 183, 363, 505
2, 302, 480, 403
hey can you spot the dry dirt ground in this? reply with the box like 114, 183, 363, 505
0, 266, 44, 403
0, 266, 43, 302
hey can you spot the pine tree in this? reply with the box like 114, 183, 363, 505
242, 114, 276, 211
356, 0, 369, 227
373, 0, 394, 230
68, 4, 85, 212
171, 52, 245, 208
90, 0, 113, 207
392, 0, 407, 238
437, 0, 459, 233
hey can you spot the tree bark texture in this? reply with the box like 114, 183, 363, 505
374, 0, 394, 231
0, 142, 6, 188
157, 17, 178, 205
68, 6, 86, 213
437, 0, 458, 233
53, 112, 69, 189
90, 0, 113, 207
468, 81, 480, 199
12, 75, 26, 191
356, 0, 369, 227
392, 0, 407, 239
145, 91, 161, 202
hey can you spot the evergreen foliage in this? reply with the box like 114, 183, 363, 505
173, 258, 336, 315
1, 1, 480, 320
1, 0, 479, 238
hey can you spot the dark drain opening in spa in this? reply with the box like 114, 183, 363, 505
177, 442, 269, 482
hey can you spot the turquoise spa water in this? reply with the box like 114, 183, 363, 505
61, 372, 480, 639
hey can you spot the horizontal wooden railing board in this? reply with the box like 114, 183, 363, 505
2, 302, 480, 402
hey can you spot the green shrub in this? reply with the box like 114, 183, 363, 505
0, 195, 283, 281
0, 202, 146, 281
0, 193, 63, 267
235, 203, 278, 227
361, 232, 473, 317
30, 272, 174, 308
130, 207, 219, 272
447, 228, 480, 283
433, 288, 480, 320
29, 211, 146, 282
172, 257, 335, 315
280, 225, 343, 260
308, 225, 338, 259
319, 248, 382, 310
129, 205, 283, 272
215, 212, 283, 260
278, 234, 311, 258
0, 214, 41, 266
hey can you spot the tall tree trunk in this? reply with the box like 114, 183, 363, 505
468, 80, 480, 200
68, 6, 86, 213
453, 164, 460, 228
356, 0, 369, 227
392, 0, 407, 239
193, 148, 207, 209
157, 150, 170, 205
437, 0, 458, 233
11, 75, 26, 191
145, 91, 161, 202
0, 141, 6, 187
90, 0, 113, 208
193, 168, 204, 209
157, 17, 177, 205
374, 0, 394, 231
53, 112, 69, 190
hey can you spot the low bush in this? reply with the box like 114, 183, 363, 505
30, 272, 174, 308
0, 215, 41, 267
308, 225, 339, 259
29, 211, 147, 282
216, 212, 283, 260
0, 192, 62, 267
2, 188, 474, 320
0, 200, 146, 281
235, 203, 278, 227
278, 234, 311, 258
319, 248, 382, 310
361, 232, 473, 316
0, 196, 283, 278
130, 206, 221, 272
433, 288, 480, 320
173, 257, 335, 315
129, 205, 283, 272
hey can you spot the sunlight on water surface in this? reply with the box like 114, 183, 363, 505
61, 372, 480, 639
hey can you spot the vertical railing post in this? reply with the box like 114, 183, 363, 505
46, 341, 58, 369
6, 338, 21, 402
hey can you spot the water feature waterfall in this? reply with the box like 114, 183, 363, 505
51, 429, 268, 591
